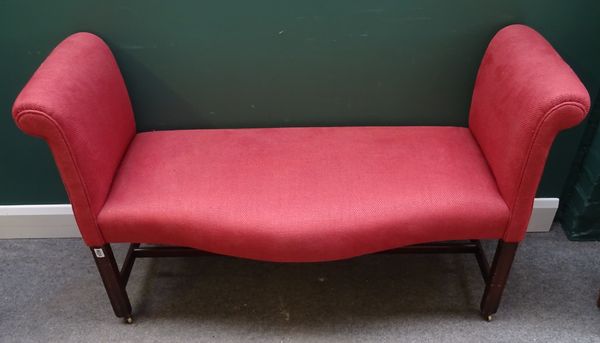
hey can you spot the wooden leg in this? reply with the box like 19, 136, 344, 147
472, 240, 490, 283
120, 243, 140, 287
85, 241, 518, 322
597, 290, 600, 308
91, 244, 133, 323
480, 240, 519, 321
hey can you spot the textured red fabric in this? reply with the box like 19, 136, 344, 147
98, 127, 509, 262
469, 25, 590, 242
12, 33, 136, 246
12, 25, 590, 260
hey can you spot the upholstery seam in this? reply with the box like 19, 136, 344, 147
503, 101, 586, 241
465, 129, 511, 230
14, 109, 107, 244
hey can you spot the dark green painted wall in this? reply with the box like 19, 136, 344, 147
1, 1, 599, 204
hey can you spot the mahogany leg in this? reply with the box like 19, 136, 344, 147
480, 240, 519, 321
120, 243, 140, 287
472, 239, 490, 282
91, 244, 133, 323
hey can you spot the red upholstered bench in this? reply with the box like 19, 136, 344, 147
12, 24, 590, 323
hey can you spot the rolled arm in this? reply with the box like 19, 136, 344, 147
469, 25, 591, 242
12, 33, 136, 246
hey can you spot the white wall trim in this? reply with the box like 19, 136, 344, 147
0, 204, 79, 239
527, 198, 560, 233
0, 198, 560, 239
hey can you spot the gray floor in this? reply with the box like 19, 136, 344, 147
1, 226, 599, 342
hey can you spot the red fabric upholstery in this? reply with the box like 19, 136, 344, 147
12, 25, 590, 261
12, 33, 136, 246
469, 25, 590, 242
98, 127, 509, 262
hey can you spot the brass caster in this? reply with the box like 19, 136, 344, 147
485, 315, 493, 322
124, 316, 134, 324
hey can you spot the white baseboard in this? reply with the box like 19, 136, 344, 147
0, 204, 79, 239
0, 198, 560, 239
526, 198, 560, 233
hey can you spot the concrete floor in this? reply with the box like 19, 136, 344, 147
1, 226, 599, 342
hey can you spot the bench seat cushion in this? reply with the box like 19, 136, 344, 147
97, 126, 509, 262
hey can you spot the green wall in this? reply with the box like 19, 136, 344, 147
1, 1, 599, 204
